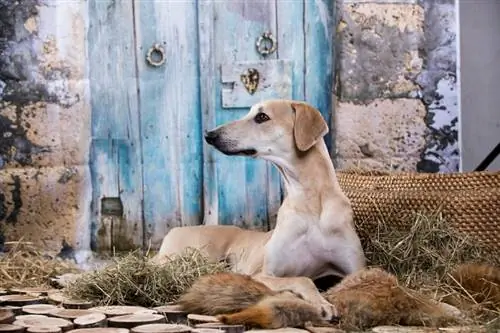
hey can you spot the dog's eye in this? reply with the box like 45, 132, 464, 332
254, 112, 270, 124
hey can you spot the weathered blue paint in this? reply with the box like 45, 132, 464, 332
210, 0, 279, 228
88, 139, 118, 251
134, 1, 203, 248
88, 0, 144, 250
88, 0, 336, 249
220, 60, 293, 108
305, 0, 335, 154
198, 1, 219, 227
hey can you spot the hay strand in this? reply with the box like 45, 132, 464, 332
64, 247, 230, 307
0, 240, 80, 289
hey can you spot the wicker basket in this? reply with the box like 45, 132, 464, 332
336, 170, 500, 250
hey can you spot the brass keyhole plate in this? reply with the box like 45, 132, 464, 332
240, 68, 260, 95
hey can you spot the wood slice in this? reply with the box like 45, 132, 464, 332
62, 300, 93, 310
191, 330, 226, 333
46, 293, 92, 309
152, 306, 187, 324
130, 324, 192, 333
73, 313, 107, 329
68, 328, 129, 333
47, 293, 65, 305
49, 309, 96, 320
88, 306, 151, 318
14, 315, 48, 321
0, 324, 25, 333
0, 308, 21, 317
10, 288, 57, 297
152, 306, 184, 313
0, 295, 46, 306
107, 314, 166, 329
26, 326, 63, 333
0, 310, 14, 324
23, 304, 60, 315
186, 315, 219, 326
13, 316, 74, 332
194, 323, 244, 333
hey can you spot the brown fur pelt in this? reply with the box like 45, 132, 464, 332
323, 267, 464, 330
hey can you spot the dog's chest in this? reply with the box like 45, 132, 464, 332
264, 226, 329, 278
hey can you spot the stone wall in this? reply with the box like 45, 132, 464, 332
333, 0, 459, 173
0, 0, 91, 258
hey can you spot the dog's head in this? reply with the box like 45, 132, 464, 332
204, 100, 329, 160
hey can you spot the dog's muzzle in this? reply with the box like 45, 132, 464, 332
204, 129, 257, 156
204, 130, 219, 146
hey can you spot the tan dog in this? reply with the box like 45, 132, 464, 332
151, 100, 367, 319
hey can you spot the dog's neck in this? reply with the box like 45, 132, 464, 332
266, 140, 347, 203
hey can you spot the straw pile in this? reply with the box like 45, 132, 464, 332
0, 240, 80, 289
358, 209, 500, 325
64, 247, 230, 307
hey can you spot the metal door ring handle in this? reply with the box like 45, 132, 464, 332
146, 43, 166, 67
256, 32, 277, 56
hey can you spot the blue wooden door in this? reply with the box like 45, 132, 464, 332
87, 0, 334, 251
200, 1, 335, 229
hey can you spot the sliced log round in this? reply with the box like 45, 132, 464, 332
194, 323, 245, 333
88, 306, 152, 318
152, 306, 184, 313
73, 313, 107, 329
0, 324, 25, 333
49, 309, 96, 320
14, 315, 48, 321
62, 299, 93, 310
0, 295, 46, 306
0, 310, 14, 324
26, 325, 63, 333
107, 314, 166, 329
152, 306, 187, 324
13, 316, 74, 332
186, 315, 219, 326
10, 288, 57, 297
0, 308, 21, 317
46, 293, 92, 309
68, 328, 130, 333
22, 304, 60, 315
130, 324, 192, 333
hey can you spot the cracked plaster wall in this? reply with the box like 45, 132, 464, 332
0, 0, 91, 259
333, 0, 460, 173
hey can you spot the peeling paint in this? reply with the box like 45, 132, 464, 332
0, 0, 92, 255
415, 0, 459, 172
334, 0, 459, 173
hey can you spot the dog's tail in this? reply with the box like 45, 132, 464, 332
449, 262, 500, 309
216, 304, 273, 329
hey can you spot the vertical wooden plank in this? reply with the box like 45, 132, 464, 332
87, 0, 137, 140
87, 0, 144, 251
305, 0, 335, 153
212, 1, 278, 228
134, 1, 203, 248
273, 0, 307, 229
115, 139, 144, 250
198, 1, 219, 226
88, 139, 118, 252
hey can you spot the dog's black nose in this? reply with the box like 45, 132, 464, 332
204, 130, 218, 145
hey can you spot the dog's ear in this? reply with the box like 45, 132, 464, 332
291, 102, 329, 152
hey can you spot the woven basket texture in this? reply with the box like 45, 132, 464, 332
336, 170, 500, 250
